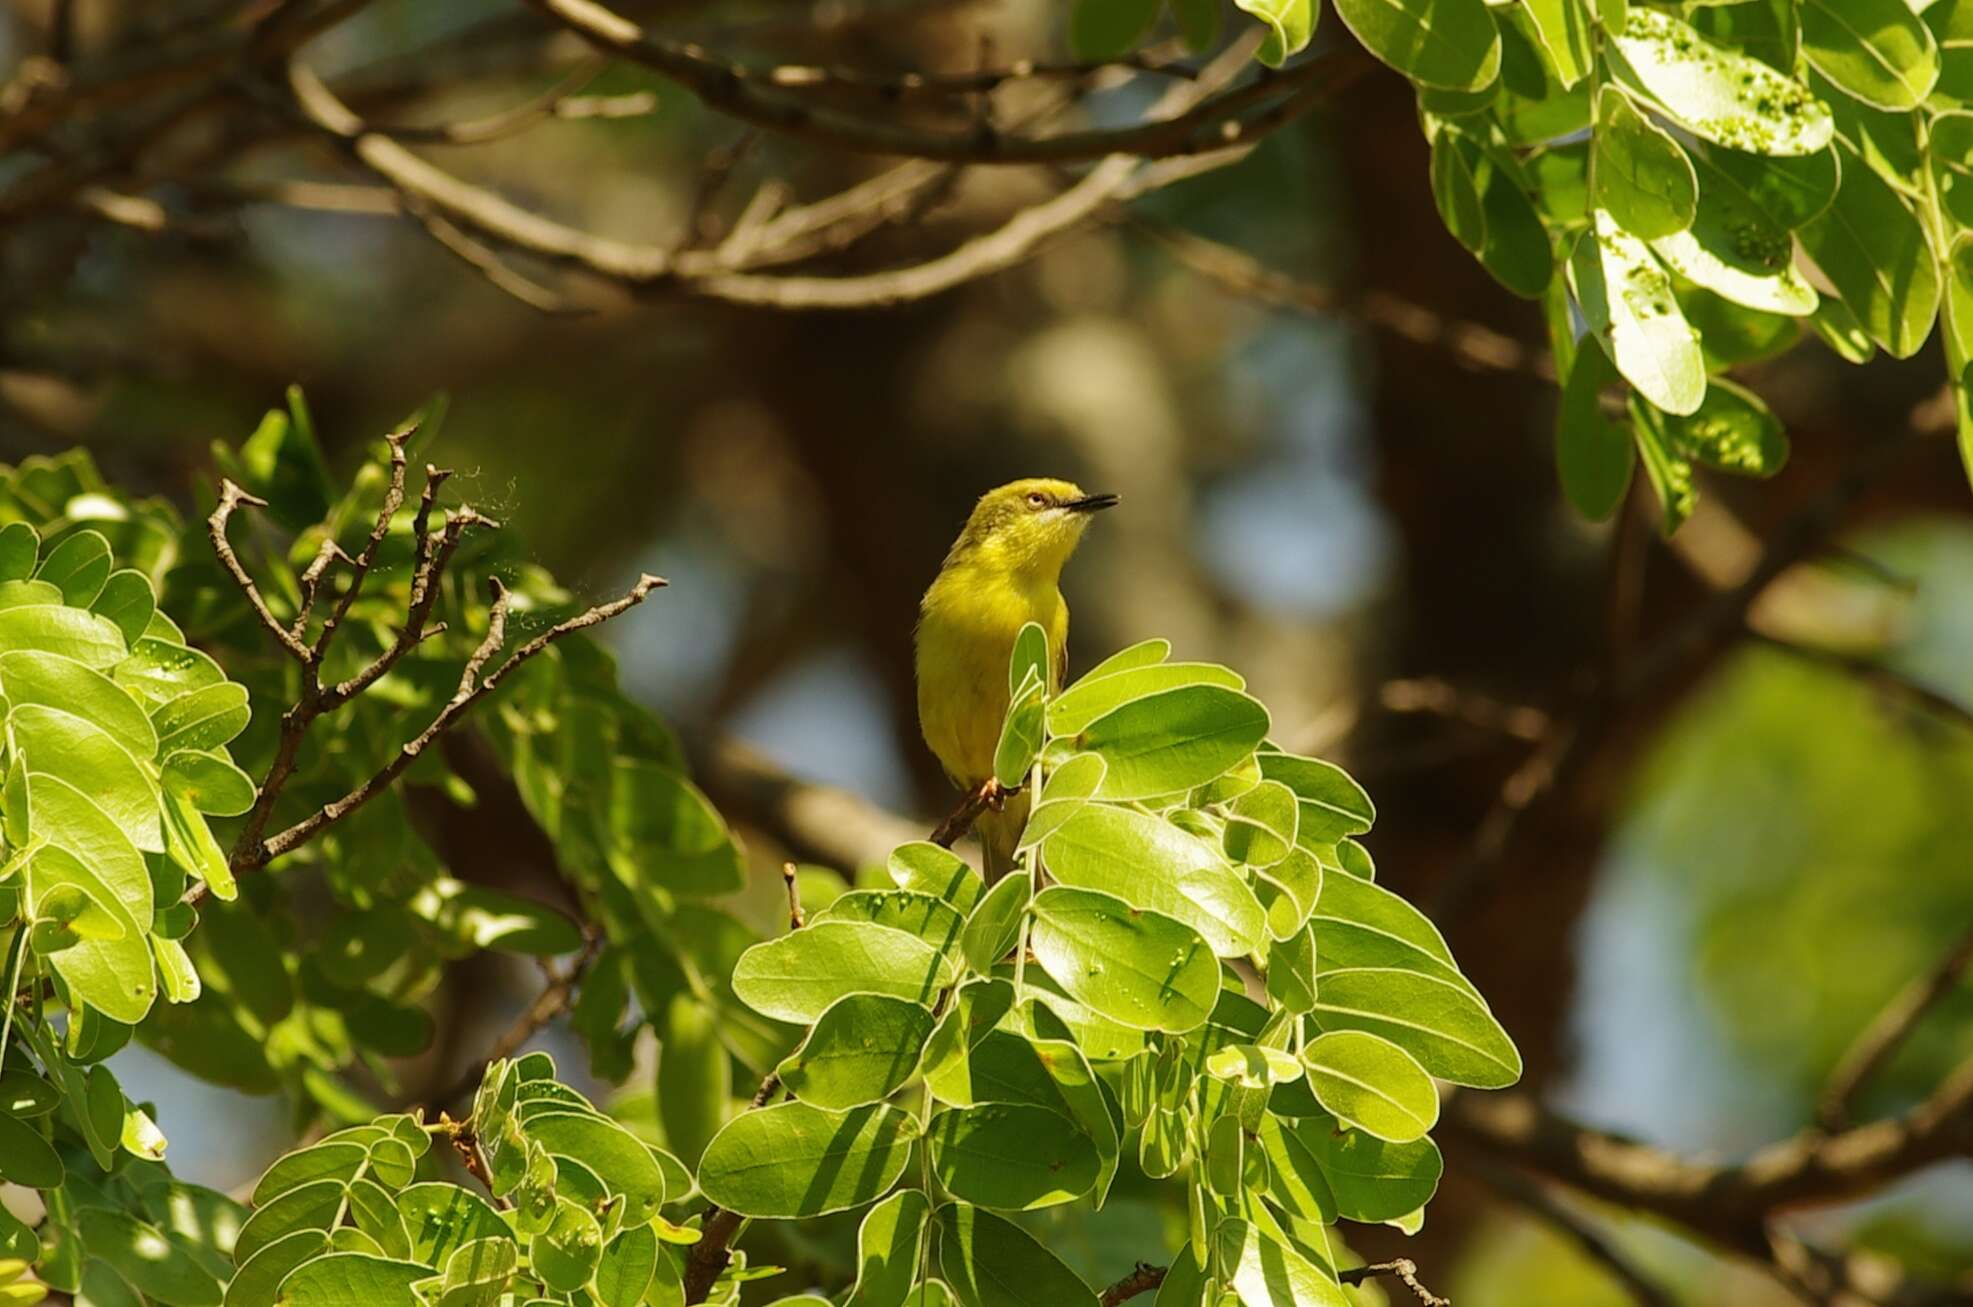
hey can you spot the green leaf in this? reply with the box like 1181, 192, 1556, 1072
994, 672, 1046, 790
1930, 111, 1973, 229
1629, 396, 1699, 534
233, 397, 334, 530
151, 682, 251, 755
1593, 88, 1697, 239
1255, 1115, 1337, 1225
1705, 144, 1838, 230
276, 1254, 427, 1307
697, 1101, 917, 1218
1930, 0, 1973, 108
0, 605, 126, 669
1223, 779, 1299, 868
1006, 622, 1050, 699
1799, 138, 1941, 357
1235, 0, 1318, 66
732, 920, 954, 1023
1216, 1218, 1348, 1307
33, 530, 111, 607
936, 1204, 1098, 1307
225, 1231, 329, 1307
1311, 870, 1474, 997
91, 570, 156, 647
1205, 1043, 1302, 1089
1652, 150, 1819, 316
1048, 664, 1245, 739
1080, 639, 1169, 680
235, 1178, 344, 1264
959, 873, 1030, 974
1076, 686, 1269, 800
1292, 1116, 1443, 1222
531, 1198, 603, 1292
438, 1238, 517, 1307
164, 751, 257, 817
1069, 0, 1161, 60
1331, 0, 1501, 91
395, 1185, 509, 1265
1610, 8, 1832, 156
0, 1110, 62, 1187
1569, 215, 1705, 416
1643, 377, 1788, 476
777, 993, 936, 1109
1301, 1031, 1440, 1142
1428, 132, 1483, 254
1310, 968, 1521, 1087
1255, 752, 1373, 844
1518, 0, 1591, 88
1028, 887, 1218, 1033
0, 650, 155, 759
815, 890, 965, 959
656, 994, 728, 1172
889, 842, 983, 914
16, 704, 162, 852
609, 761, 742, 898
114, 638, 224, 709
930, 1103, 1100, 1210
1555, 338, 1634, 521
1041, 803, 1263, 957
1801, 0, 1939, 111
77, 1209, 220, 1307
0, 524, 36, 584
593, 1226, 656, 1307
406, 879, 583, 956
523, 1110, 669, 1224
844, 1189, 928, 1307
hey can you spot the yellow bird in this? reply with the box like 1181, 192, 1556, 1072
915, 478, 1118, 880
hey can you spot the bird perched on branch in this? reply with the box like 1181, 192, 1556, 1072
916, 478, 1118, 880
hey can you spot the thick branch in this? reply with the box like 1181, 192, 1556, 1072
1442, 1055, 1973, 1257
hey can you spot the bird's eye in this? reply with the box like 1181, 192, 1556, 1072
1026, 492, 1048, 509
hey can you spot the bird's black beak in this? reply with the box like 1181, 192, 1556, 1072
1065, 493, 1120, 513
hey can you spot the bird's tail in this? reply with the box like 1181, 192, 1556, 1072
976, 789, 1031, 885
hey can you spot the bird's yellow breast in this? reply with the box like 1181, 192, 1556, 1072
915, 562, 1067, 787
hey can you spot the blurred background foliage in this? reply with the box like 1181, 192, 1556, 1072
5, 0, 1973, 1300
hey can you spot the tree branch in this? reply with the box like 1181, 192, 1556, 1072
431, 930, 605, 1112
1094, 1257, 1448, 1306
523, 0, 1338, 164
1817, 915, 1973, 1132
1471, 1161, 1677, 1307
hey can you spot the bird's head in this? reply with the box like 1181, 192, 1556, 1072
949, 478, 1119, 579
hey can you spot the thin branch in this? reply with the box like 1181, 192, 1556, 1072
1098, 1263, 1165, 1306
402, 193, 591, 314
1428, 404, 1947, 921
256, 573, 666, 866
930, 778, 1003, 849
1752, 634, 1973, 736
208, 481, 312, 662
1131, 217, 1555, 380
1378, 676, 1550, 743
524, 0, 1335, 164
780, 861, 805, 930
432, 930, 605, 1111
1818, 915, 1973, 1132
1473, 1161, 1677, 1307
285, 37, 1279, 309
315, 421, 417, 658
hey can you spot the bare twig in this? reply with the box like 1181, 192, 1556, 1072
1818, 916, 1973, 1132
1098, 1263, 1165, 1306
1378, 676, 1550, 742
1132, 217, 1555, 381
525, 0, 1335, 164
247, 573, 665, 872
930, 777, 1004, 849
208, 481, 313, 662
781, 861, 804, 930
